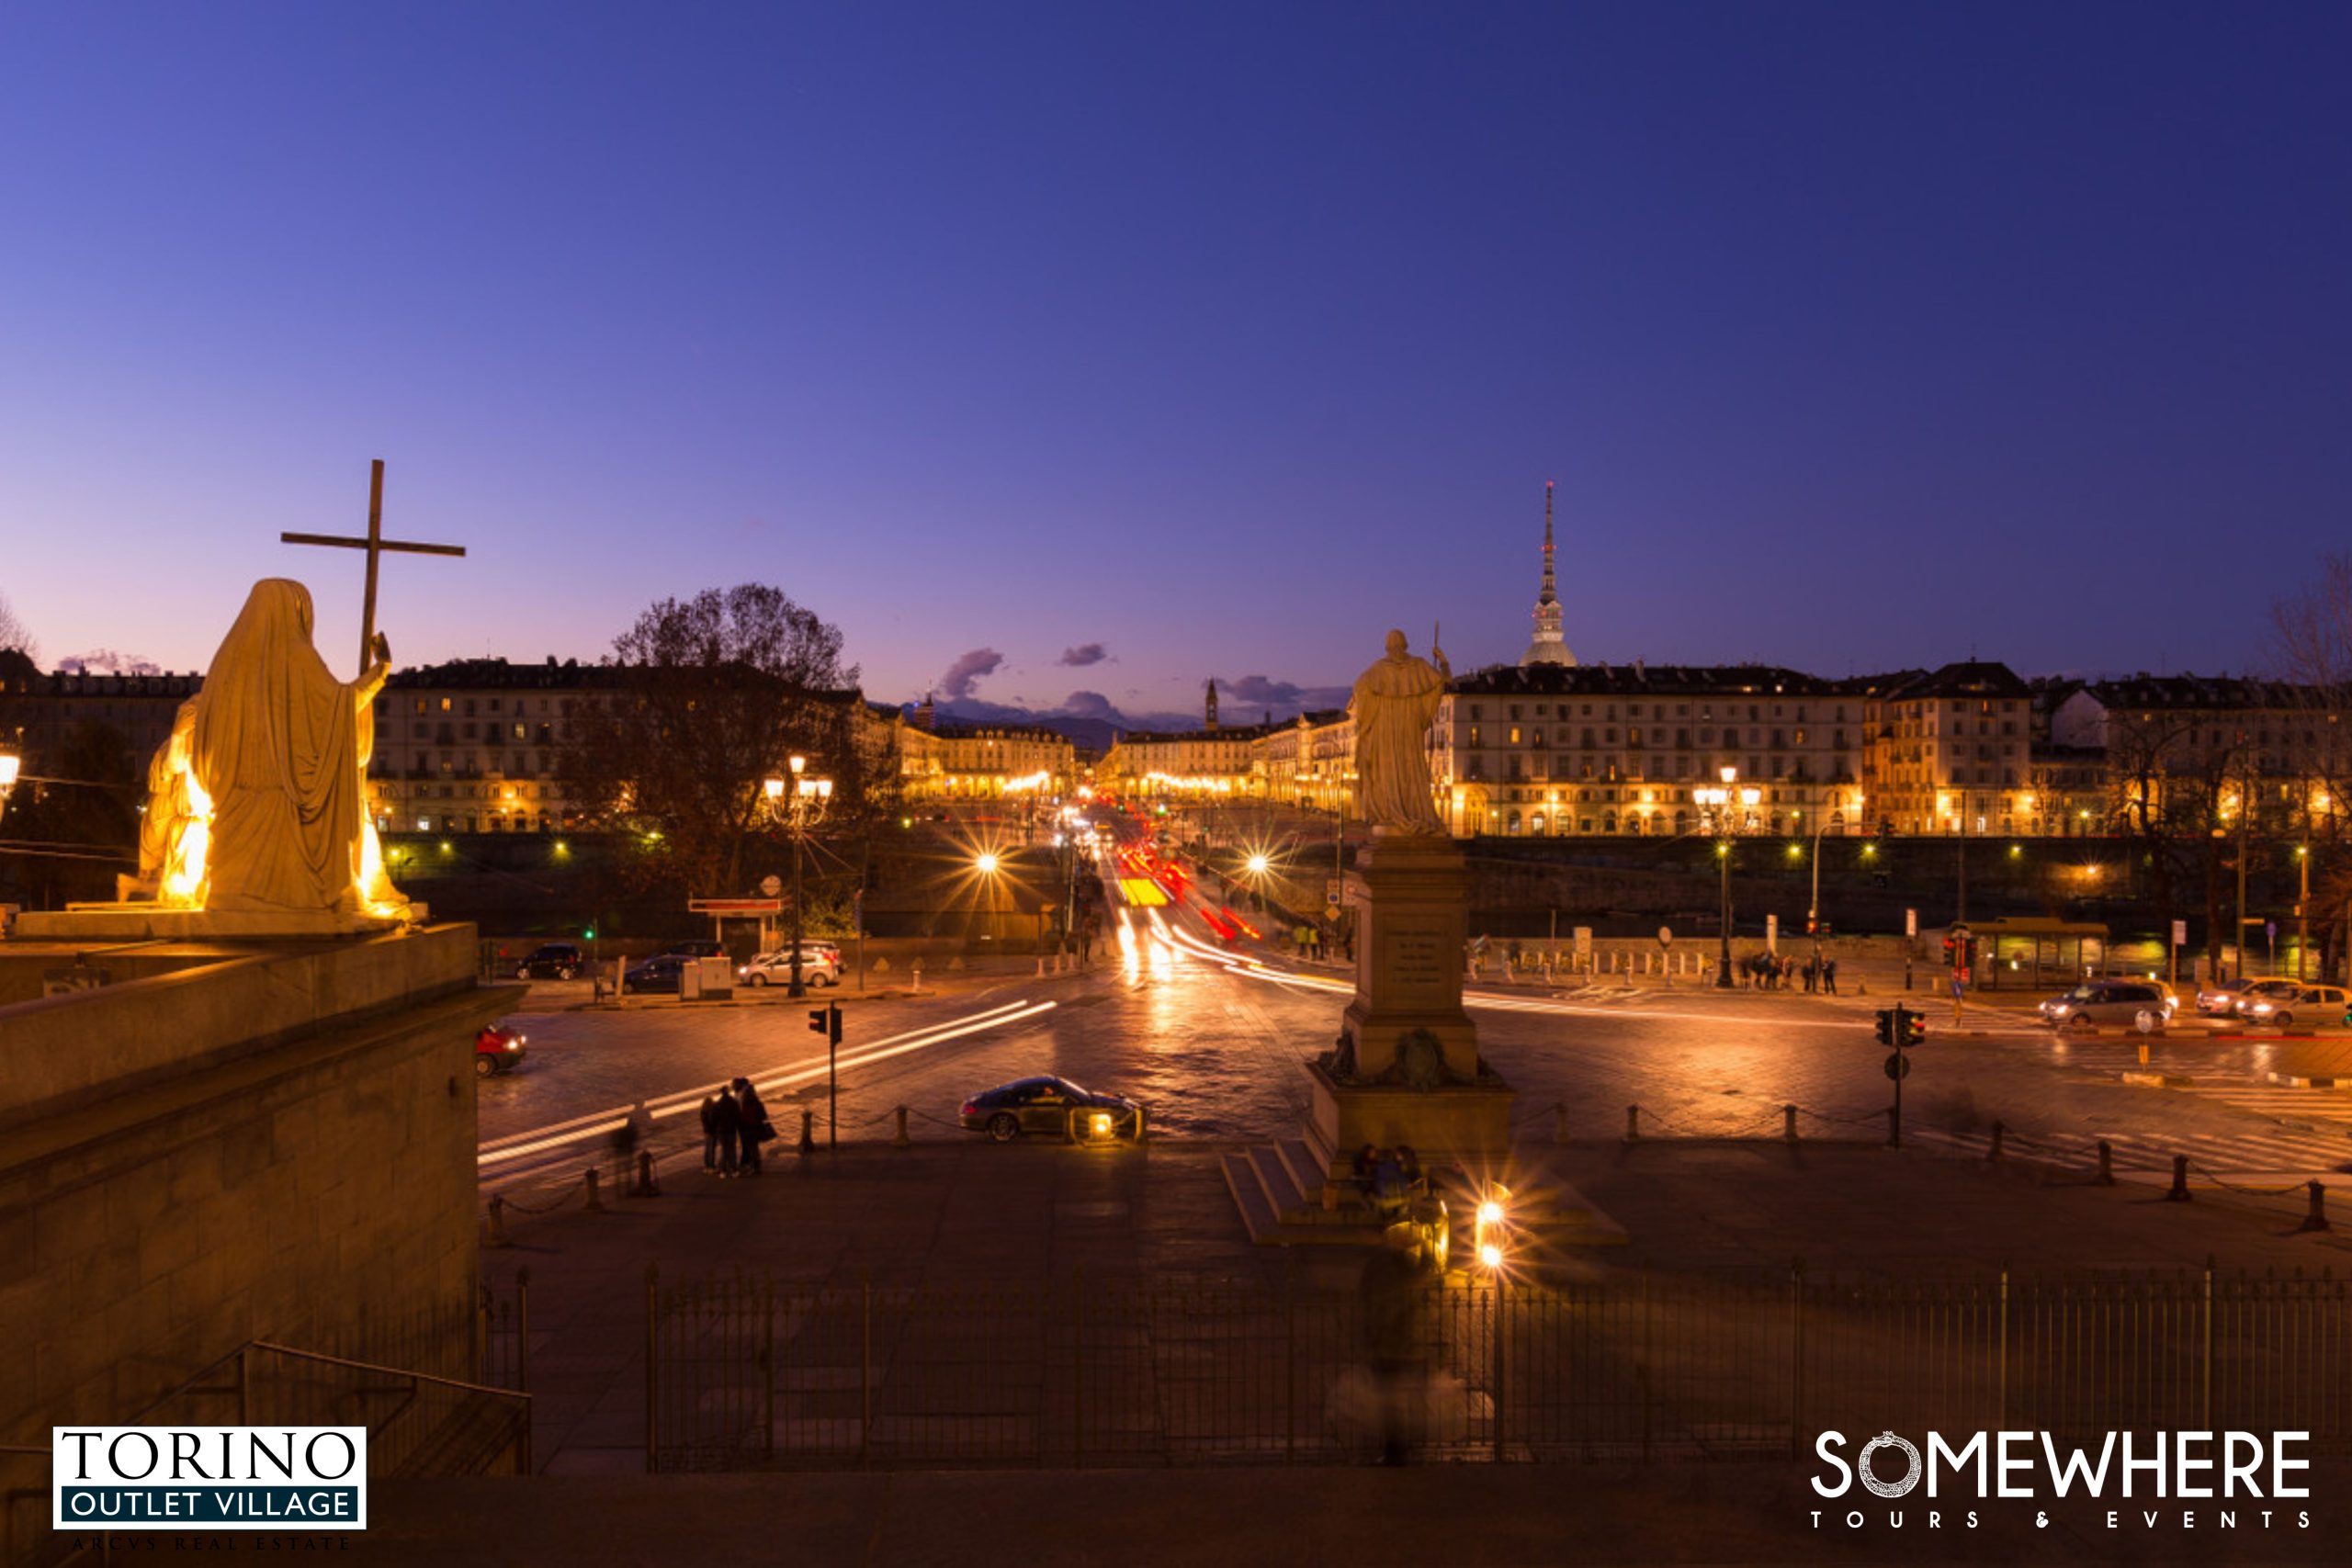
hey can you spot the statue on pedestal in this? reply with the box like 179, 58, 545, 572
142, 579, 408, 919
1350, 629, 1450, 835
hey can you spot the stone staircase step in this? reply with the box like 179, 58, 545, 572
1216, 1151, 1281, 1245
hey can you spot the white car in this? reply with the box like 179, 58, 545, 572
738, 946, 842, 987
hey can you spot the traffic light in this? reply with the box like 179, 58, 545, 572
1874, 1009, 1896, 1046
808, 1003, 842, 1044
1899, 1010, 1926, 1047
581, 927, 595, 941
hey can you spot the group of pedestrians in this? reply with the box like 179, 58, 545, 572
699, 1077, 775, 1178
1735, 952, 1838, 992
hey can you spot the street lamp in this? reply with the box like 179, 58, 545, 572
762, 754, 833, 998
1695, 766, 1759, 988
0, 740, 18, 827
1806, 808, 1843, 970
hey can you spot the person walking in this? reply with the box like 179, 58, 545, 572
710, 1083, 742, 1178
734, 1077, 771, 1176
1823, 957, 1839, 995
1358, 1227, 1424, 1465
699, 1093, 721, 1172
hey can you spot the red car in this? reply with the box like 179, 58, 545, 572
475, 1023, 527, 1077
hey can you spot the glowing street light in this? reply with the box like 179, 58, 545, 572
0, 740, 18, 826
975, 852, 1000, 875
763, 754, 835, 998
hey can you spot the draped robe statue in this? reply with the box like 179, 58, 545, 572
142, 578, 408, 919
1349, 629, 1450, 835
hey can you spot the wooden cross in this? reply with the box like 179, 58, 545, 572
280, 460, 466, 674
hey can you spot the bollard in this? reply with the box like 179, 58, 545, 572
1783, 1103, 1798, 1144
894, 1105, 911, 1148
583, 1167, 606, 1213
2300, 1181, 2329, 1234
2165, 1154, 2191, 1202
1555, 1103, 1570, 1145
910, 961, 922, 996
486, 1195, 510, 1247
635, 1150, 661, 1198
2096, 1140, 2115, 1186
1624, 1104, 1640, 1143
1035, 953, 1046, 977
1988, 1121, 2005, 1162
798, 1109, 817, 1156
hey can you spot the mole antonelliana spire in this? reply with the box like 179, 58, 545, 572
1521, 479, 1576, 667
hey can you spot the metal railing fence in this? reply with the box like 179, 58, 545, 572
648, 1262, 2352, 1472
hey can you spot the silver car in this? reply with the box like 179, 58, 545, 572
2236, 984, 2349, 1029
2038, 979, 2177, 1031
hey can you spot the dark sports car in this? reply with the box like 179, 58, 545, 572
959, 1076, 1143, 1143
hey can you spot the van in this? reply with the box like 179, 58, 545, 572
2037, 979, 2176, 1031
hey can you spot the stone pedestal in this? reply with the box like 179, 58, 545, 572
1340, 831, 1477, 1078
1308, 829, 1515, 1179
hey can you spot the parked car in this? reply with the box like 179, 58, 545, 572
738, 945, 842, 987
2228, 978, 2307, 1020
475, 1022, 527, 1076
2237, 984, 2350, 1028
2194, 977, 2256, 1016
2037, 979, 2177, 1031
660, 939, 728, 960
623, 954, 688, 994
514, 942, 586, 981
958, 1076, 1142, 1143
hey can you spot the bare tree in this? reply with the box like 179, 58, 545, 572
2271, 554, 2352, 976
2269, 551, 2352, 824
0, 591, 34, 661
561, 585, 866, 897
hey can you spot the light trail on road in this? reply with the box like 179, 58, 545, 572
1150, 919, 2051, 1036
478, 998, 1057, 1170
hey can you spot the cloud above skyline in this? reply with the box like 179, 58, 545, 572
1057, 643, 1108, 667
936, 647, 1004, 701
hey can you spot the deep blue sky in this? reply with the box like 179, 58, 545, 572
3, 5, 2346, 717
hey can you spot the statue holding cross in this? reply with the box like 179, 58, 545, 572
151, 461, 463, 918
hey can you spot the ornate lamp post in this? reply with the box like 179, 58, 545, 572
1695, 766, 1760, 988
763, 755, 833, 998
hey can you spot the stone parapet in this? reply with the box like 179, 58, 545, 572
0, 923, 484, 1127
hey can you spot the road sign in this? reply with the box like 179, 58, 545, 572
2172, 919, 2188, 947
2135, 1010, 2157, 1035
1327, 877, 1340, 898
1905, 908, 1918, 939
688, 897, 783, 914
1573, 926, 1593, 956
1326, 890, 1341, 908
2266, 919, 2278, 942
1884, 1053, 1911, 1081
1657, 925, 1673, 948
760, 875, 782, 897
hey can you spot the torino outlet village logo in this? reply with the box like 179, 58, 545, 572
52, 1427, 368, 1531
1809, 1428, 2314, 1534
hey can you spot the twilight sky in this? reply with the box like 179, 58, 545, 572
2, 5, 2346, 718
